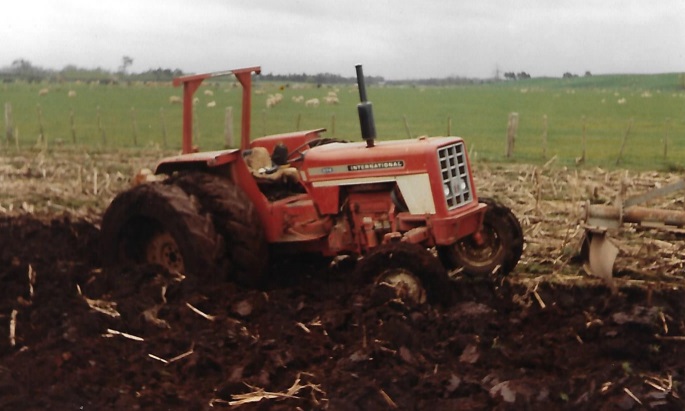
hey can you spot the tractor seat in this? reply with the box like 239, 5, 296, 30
243, 147, 300, 184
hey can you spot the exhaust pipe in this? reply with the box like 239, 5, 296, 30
355, 64, 377, 148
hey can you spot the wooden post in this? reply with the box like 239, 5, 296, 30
542, 114, 548, 159
403, 115, 412, 138
130, 106, 139, 146
261, 109, 267, 137
97, 106, 106, 145
331, 113, 336, 137
70, 108, 76, 144
224, 106, 234, 148
192, 103, 199, 147
160, 107, 168, 148
664, 118, 671, 159
36, 104, 46, 146
576, 116, 587, 165
505, 112, 519, 158
4, 103, 13, 145
615, 118, 633, 166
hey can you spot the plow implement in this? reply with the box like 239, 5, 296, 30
582, 179, 685, 279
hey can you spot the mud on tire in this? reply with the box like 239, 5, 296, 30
100, 182, 223, 283
168, 172, 268, 287
438, 197, 524, 277
357, 242, 453, 305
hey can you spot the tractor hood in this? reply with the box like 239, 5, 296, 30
300, 136, 462, 183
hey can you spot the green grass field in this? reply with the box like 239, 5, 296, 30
2, 73, 684, 169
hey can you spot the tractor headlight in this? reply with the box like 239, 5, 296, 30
446, 179, 468, 197
444, 184, 451, 197
457, 179, 467, 194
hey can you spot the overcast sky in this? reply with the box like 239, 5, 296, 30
3, 0, 684, 79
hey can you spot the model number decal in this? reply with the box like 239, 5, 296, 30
348, 160, 405, 172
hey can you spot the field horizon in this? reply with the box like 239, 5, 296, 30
2, 72, 684, 170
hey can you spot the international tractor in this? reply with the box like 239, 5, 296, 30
100, 65, 523, 304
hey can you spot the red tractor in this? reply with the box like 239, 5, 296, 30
100, 65, 523, 304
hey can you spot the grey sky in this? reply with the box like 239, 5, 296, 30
4, 0, 684, 79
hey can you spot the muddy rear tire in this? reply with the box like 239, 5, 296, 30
357, 242, 452, 305
100, 182, 222, 282
438, 197, 523, 277
169, 172, 268, 288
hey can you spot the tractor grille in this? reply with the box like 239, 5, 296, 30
438, 142, 474, 210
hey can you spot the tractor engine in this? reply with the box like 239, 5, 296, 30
298, 135, 480, 255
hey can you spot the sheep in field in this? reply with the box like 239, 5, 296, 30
206, 100, 216, 108
266, 93, 283, 108
169, 95, 182, 104
324, 95, 339, 105
38, 88, 49, 96
68, 90, 77, 98
204, 89, 214, 96
305, 98, 320, 107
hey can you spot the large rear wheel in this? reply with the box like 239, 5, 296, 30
357, 242, 452, 305
438, 197, 523, 277
100, 182, 222, 281
168, 172, 268, 287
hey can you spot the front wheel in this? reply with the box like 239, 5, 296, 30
438, 198, 523, 277
357, 242, 452, 305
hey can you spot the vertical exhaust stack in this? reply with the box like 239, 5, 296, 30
355, 64, 377, 148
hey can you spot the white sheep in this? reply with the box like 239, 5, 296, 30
266, 93, 283, 108
68, 90, 77, 98
169, 95, 182, 104
305, 98, 320, 107
617, 98, 627, 105
324, 95, 339, 105
206, 100, 216, 108
38, 88, 49, 96
291, 95, 305, 103
204, 89, 214, 96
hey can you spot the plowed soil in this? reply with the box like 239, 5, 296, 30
1, 148, 684, 410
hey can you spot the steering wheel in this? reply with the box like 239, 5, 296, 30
286, 137, 347, 163
286, 139, 319, 163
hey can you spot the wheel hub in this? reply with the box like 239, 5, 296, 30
376, 268, 426, 304
145, 231, 185, 272
456, 226, 501, 267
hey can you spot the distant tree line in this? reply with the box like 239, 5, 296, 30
259, 72, 386, 85
0, 58, 185, 83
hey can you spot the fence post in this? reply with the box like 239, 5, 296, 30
541, 114, 548, 159
193, 103, 200, 146
224, 106, 234, 148
97, 106, 107, 145
576, 116, 587, 165
505, 112, 519, 158
664, 118, 671, 159
70, 108, 77, 144
4, 103, 13, 145
36, 104, 46, 147
403, 115, 412, 138
615, 118, 634, 166
130, 106, 139, 146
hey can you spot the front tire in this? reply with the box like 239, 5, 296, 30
438, 197, 523, 277
357, 242, 452, 305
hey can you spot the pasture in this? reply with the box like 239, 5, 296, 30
2, 73, 684, 169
